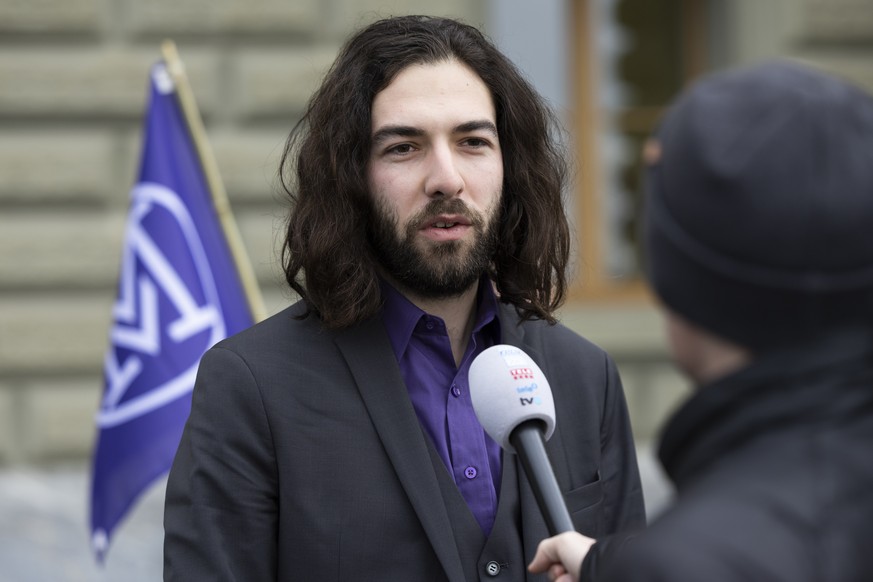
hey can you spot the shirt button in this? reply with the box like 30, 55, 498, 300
464, 466, 477, 479
485, 561, 501, 576
425, 320, 434, 330
451, 385, 461, 397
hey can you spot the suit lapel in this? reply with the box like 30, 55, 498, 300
334, 317, 466, 582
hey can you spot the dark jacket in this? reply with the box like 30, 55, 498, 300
587, 328, 873, 582
164, 300, 645, 581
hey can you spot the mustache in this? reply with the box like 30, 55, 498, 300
407, 198, 484, 232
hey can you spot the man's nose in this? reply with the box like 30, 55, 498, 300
424, 145, 464, 198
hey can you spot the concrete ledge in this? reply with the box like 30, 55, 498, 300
0, 212, 125, 288
0, 131, 115, 203
0, 48, 218, 118
0, 295, 112, 374
16, 380, 101, 462
211, 129, 290, 202
0, 0, 101, 33
800, 0, 873, 42
126, 0, 319, 35
233, 48, 339, 119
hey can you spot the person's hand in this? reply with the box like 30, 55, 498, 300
527, 531, 596, 582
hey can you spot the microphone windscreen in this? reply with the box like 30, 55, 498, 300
469, 345, 556, 453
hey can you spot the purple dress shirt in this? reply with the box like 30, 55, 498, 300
380, 279, 503, 535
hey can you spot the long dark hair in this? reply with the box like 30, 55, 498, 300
280, 15, 570, 328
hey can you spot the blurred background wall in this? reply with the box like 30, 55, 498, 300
1, 0, 872, 578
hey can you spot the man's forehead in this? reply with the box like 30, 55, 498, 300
369, 60, 496, 132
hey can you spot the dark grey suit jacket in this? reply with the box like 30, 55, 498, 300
164, 300, 645, 581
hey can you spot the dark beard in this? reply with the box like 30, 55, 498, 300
369, 197, 499, 299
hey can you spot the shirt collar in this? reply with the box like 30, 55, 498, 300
380, 277, 501, 362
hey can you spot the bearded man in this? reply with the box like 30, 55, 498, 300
164, 15, 645, 582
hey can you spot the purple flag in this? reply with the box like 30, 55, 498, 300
90, 62, 256, 561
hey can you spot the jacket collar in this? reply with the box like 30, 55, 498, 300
659, 326, 873, 488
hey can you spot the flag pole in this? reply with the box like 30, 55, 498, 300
159, 39, 267, 322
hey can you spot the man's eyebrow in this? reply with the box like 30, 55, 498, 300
371, 125, 424, 145
455, 120, 498, 137
371, 120, 499, 145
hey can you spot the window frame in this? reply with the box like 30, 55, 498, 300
567, 0, 708, 304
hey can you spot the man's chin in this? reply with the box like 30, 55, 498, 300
399, 274, 482, 299
416, 238, 465, 257
387, 257, 483, 298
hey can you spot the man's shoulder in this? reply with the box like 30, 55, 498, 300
632, 421, 873, 580
213, 299, 333, 355
610, 475, 812, 582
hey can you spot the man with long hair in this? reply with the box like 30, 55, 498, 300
164, 15, 645, 580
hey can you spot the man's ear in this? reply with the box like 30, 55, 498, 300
663, 309, 750, 385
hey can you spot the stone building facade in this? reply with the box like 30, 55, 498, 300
1, 0, 872, 465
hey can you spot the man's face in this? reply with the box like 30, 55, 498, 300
366, 59, 504, 298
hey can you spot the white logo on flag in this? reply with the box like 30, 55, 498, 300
97, 182, 225, 428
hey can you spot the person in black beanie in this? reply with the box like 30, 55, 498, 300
528, 60, 873, 581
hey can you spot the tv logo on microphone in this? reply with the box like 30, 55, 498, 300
517, 382, 542, 405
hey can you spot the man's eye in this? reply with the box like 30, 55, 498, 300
387, 143, 414, 155
463, 137, 489, 147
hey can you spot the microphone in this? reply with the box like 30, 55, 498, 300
469, 345, 575, 535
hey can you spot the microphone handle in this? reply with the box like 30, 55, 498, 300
509, 421, 576, 536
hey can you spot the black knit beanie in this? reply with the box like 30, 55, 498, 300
645, 61, 873, 352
